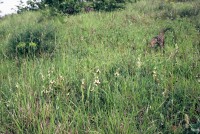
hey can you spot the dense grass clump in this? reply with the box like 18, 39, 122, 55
0, 0, 200, 133
7, 23, 57, 57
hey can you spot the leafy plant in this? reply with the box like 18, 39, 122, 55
7, 23, 57, 57
18, 0, 137, 15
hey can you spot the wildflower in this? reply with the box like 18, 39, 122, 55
175, 43, 179, 50
47, 70, 51, 78
58, 75, 64, 83
96, 68, 101, 74
137, 55, 142, 68
55, 103, 60, 110
40, 72, 45, 81
114, 71, 120, 77
47, 67, 55, 78
162, 88, 168, 97
49, 80, 56, 85
41, 90, 45, 94
120, 123, 124, 130
196, 74, 200, 83
94, 77, 100, 86
81, 79, 85, 85
146, 105, 151, 113
91, 87, 95, 92
41, 89, 50, 94
80, 36, 84, 41
114, 68, 120, 77
81, 79, 86, 89
15, 83, 20, 89
152, 67, 157, 79
6, 100, 11, 107
59, 75, 64, 81
41, 75, 45, 81
51, 66, 55, 72
184, 114, 190, 129
152, 67, 159, 84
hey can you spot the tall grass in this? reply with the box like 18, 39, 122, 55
0, 0, 200, 133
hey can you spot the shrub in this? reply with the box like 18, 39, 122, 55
93, 0, 124, 11
59, 0, 84, 14
21, 0, 138, 15
7, 22, 57, 57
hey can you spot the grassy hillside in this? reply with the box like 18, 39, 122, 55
0, 0, 200, 133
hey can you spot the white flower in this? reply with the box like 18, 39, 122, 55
94, 77, 100, 86
96, 68, 101, 74
40, 72, 45, 81
15, 83, 20, 89
114, 71, 120, 77
162, 89, 168, 97
81, 79, 85, 85
114, 68, 120, 77
184, 114, 190, 128
137, 56, 142, 68
58, 75, 64, 81
81, 79, 86, 89
49, 80, 55, 85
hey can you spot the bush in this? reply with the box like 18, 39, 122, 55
7, 22, 57, 57
93, 0, 124, 11
59, 0, 84, 14
22, 0, 137, 15
47, 0, 127, 13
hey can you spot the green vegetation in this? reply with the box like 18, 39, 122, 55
7, 21, 58, 57
0, 0, 200, 133
20, 0, 137, 14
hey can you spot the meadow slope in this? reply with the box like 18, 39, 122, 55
0, 0, 200, 133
